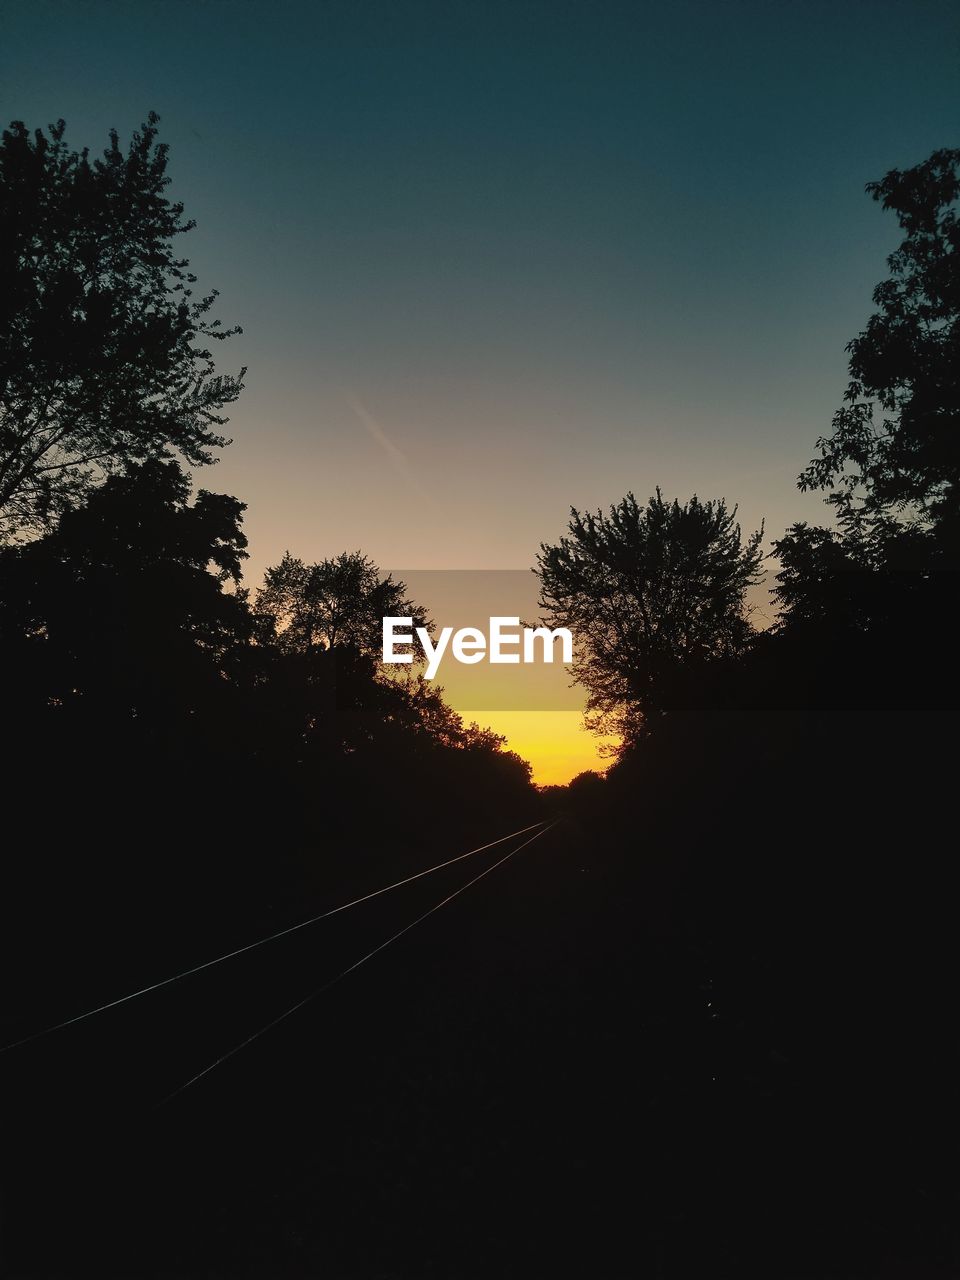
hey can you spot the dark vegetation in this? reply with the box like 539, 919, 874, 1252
0, 117, 957, 1277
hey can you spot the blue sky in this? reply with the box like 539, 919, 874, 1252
3, 0, 958, 585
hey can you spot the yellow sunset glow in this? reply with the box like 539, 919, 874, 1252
457, 709, 617, 787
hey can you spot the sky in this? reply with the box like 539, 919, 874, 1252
3, 0, 957, 781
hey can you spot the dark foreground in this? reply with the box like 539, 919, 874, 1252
2, 804, 957, 1279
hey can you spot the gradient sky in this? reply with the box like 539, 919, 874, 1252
3, 0, 957, 780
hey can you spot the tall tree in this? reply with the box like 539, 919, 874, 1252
0, 113, 244, 539
536, 489, 764, 735
778, 148, 960, 639
800, 147, 960, 536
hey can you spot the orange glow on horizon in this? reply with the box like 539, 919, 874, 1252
457, 709, 618, 787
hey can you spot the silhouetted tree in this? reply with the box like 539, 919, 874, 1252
771, 515, 937, 640
0, 113, 243, 539
777, 148, 960, 653
254, 550, 430, 659
0, 458, 251, 733
800, 147, 960, 536
459, 721, 533, 785
536, 489, 764, 737
251, 549, 532, 788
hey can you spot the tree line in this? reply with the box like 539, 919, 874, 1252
0, 117, 540, 1028
2, 116, 956, 787
1, 109, 957, 1278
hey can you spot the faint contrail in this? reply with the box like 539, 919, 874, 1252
345, 392, 429, 498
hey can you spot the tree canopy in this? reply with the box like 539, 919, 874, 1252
0, 458, 251, 731
800, 147, 960, 536
536, 488, 764, 735
254, 551, 431, 658
0, 113, 243, 540
777, 148, 960, 640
